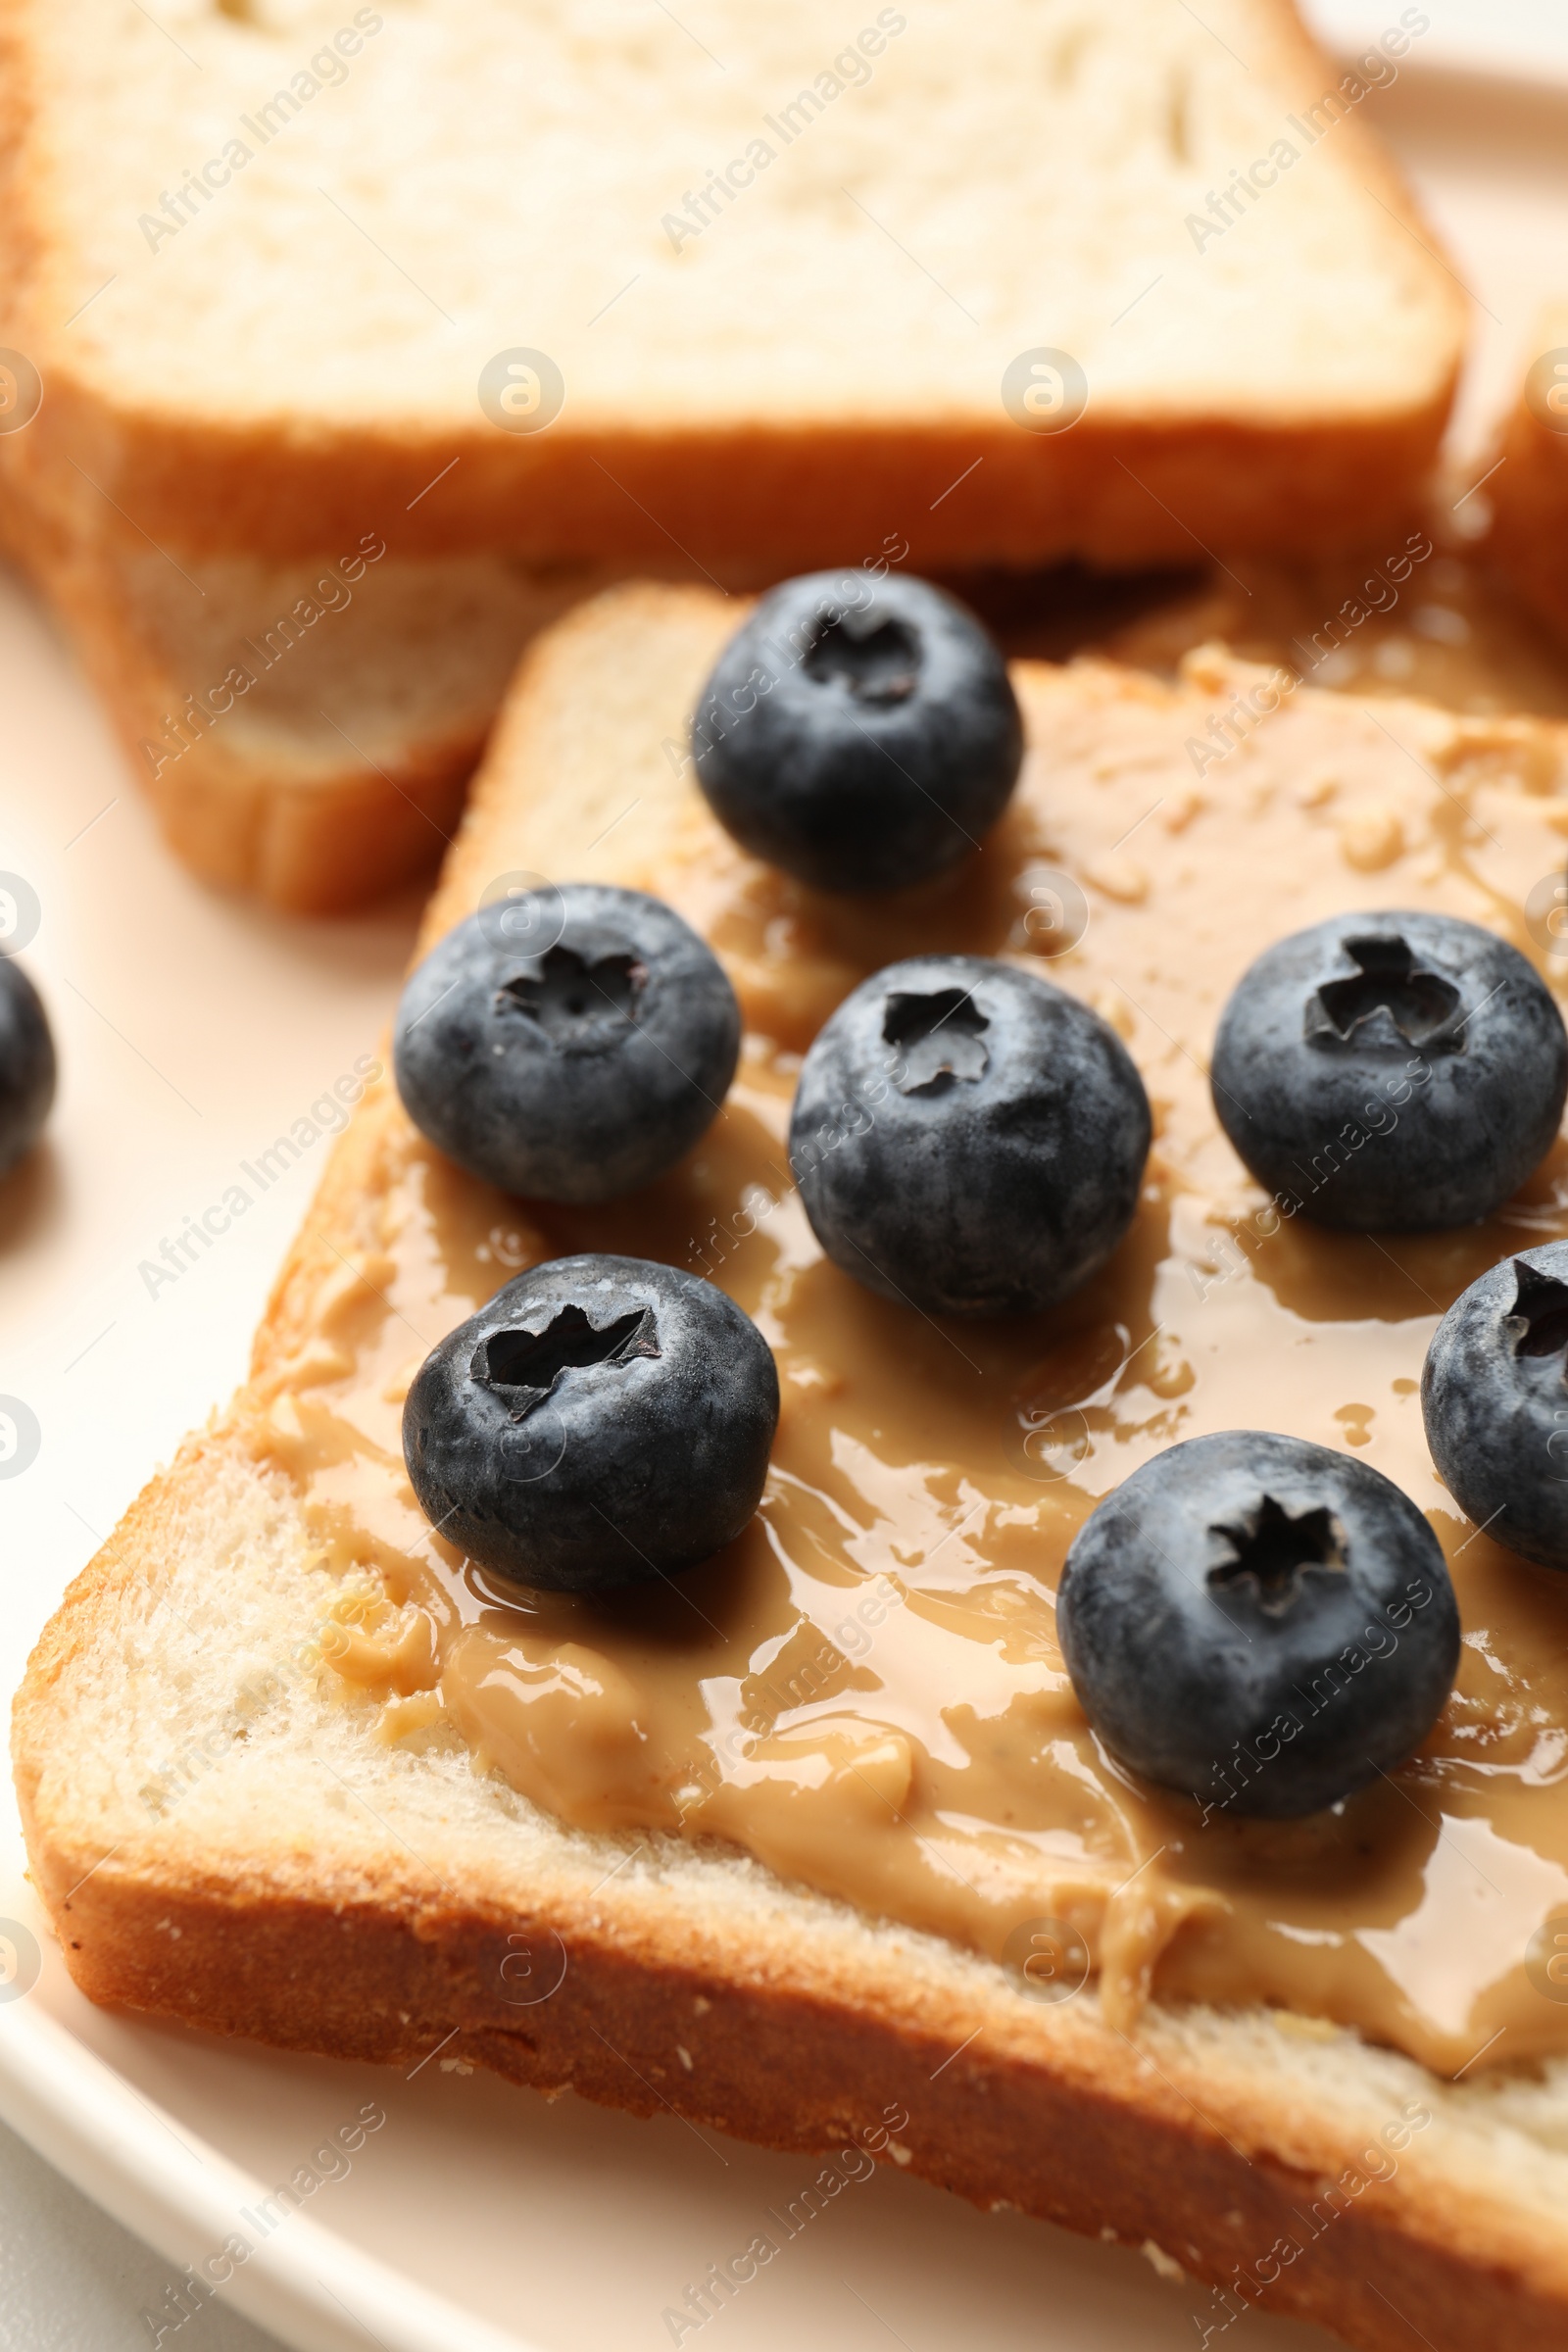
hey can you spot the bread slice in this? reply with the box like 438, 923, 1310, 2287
0, 0, 1463, 574
20, 586, 1568, 2349
16, 518, 620, 912
1487, 307, 1568, 653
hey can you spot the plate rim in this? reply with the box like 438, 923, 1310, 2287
0, 1943, 542, 2352
1, 43, 1563, 2352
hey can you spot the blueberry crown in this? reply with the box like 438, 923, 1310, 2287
1506, 1259, 1568, 1367
802, 609, 919, 706
497, 942, 648, 1050
1206, 1494, 1347, 1617
881, 986, 989, 1094
1304, 933, 1463, 1054
472, 1302, 660, 1421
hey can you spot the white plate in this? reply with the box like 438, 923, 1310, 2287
3, 43, 1568, 2352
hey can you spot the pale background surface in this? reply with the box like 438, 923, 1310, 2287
1, 3, 1564, 2345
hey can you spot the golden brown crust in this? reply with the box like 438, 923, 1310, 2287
8, 404, 1457, 574
34, 1838, 1568, 2352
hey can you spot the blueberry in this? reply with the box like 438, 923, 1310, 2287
0, 960, 55, 1181
1057, 1432, 1459, 1818
394, 884, 740, 1203
788, 955, 1151, 1317
1422, 1242, 1568, 1570
1210, 910, 1567, 1230
692, 571, 1023, 893
403, 1254, 779, 1593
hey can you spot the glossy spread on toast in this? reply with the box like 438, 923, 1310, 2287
256, 630, 1568, 2077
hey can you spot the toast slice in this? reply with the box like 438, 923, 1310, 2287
17, 584, 1568, 2350
17, 520, 620, 912
1487, 308, 1568, 653
0, 0, 1464, 573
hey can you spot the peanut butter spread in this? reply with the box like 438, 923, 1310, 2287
254, 620, 1568, 2079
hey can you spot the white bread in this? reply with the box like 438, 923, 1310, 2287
16, 584, 1568, 2351
19, 518, 618, 911
0, 0, 1464, 574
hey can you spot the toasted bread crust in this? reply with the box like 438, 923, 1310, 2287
35, 1844, 1568, 2345
7, 405, 1457, 575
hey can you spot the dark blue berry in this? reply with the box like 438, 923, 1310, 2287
1057, 1432, 1460, 1819
0, 960, 55, 1181
788, 954, 1151, 1317
403, 1254, 778, 1593
394, 884, 740, 1203
1210, 910, 1567, 1230
1422, 1242, 1568, 1571
692, 571, 1023, 893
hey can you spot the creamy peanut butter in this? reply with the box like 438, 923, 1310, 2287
254, 632, 1568, 2079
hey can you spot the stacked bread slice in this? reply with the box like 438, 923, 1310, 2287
0, 0, 1465, 905
24, 525, 616, 910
